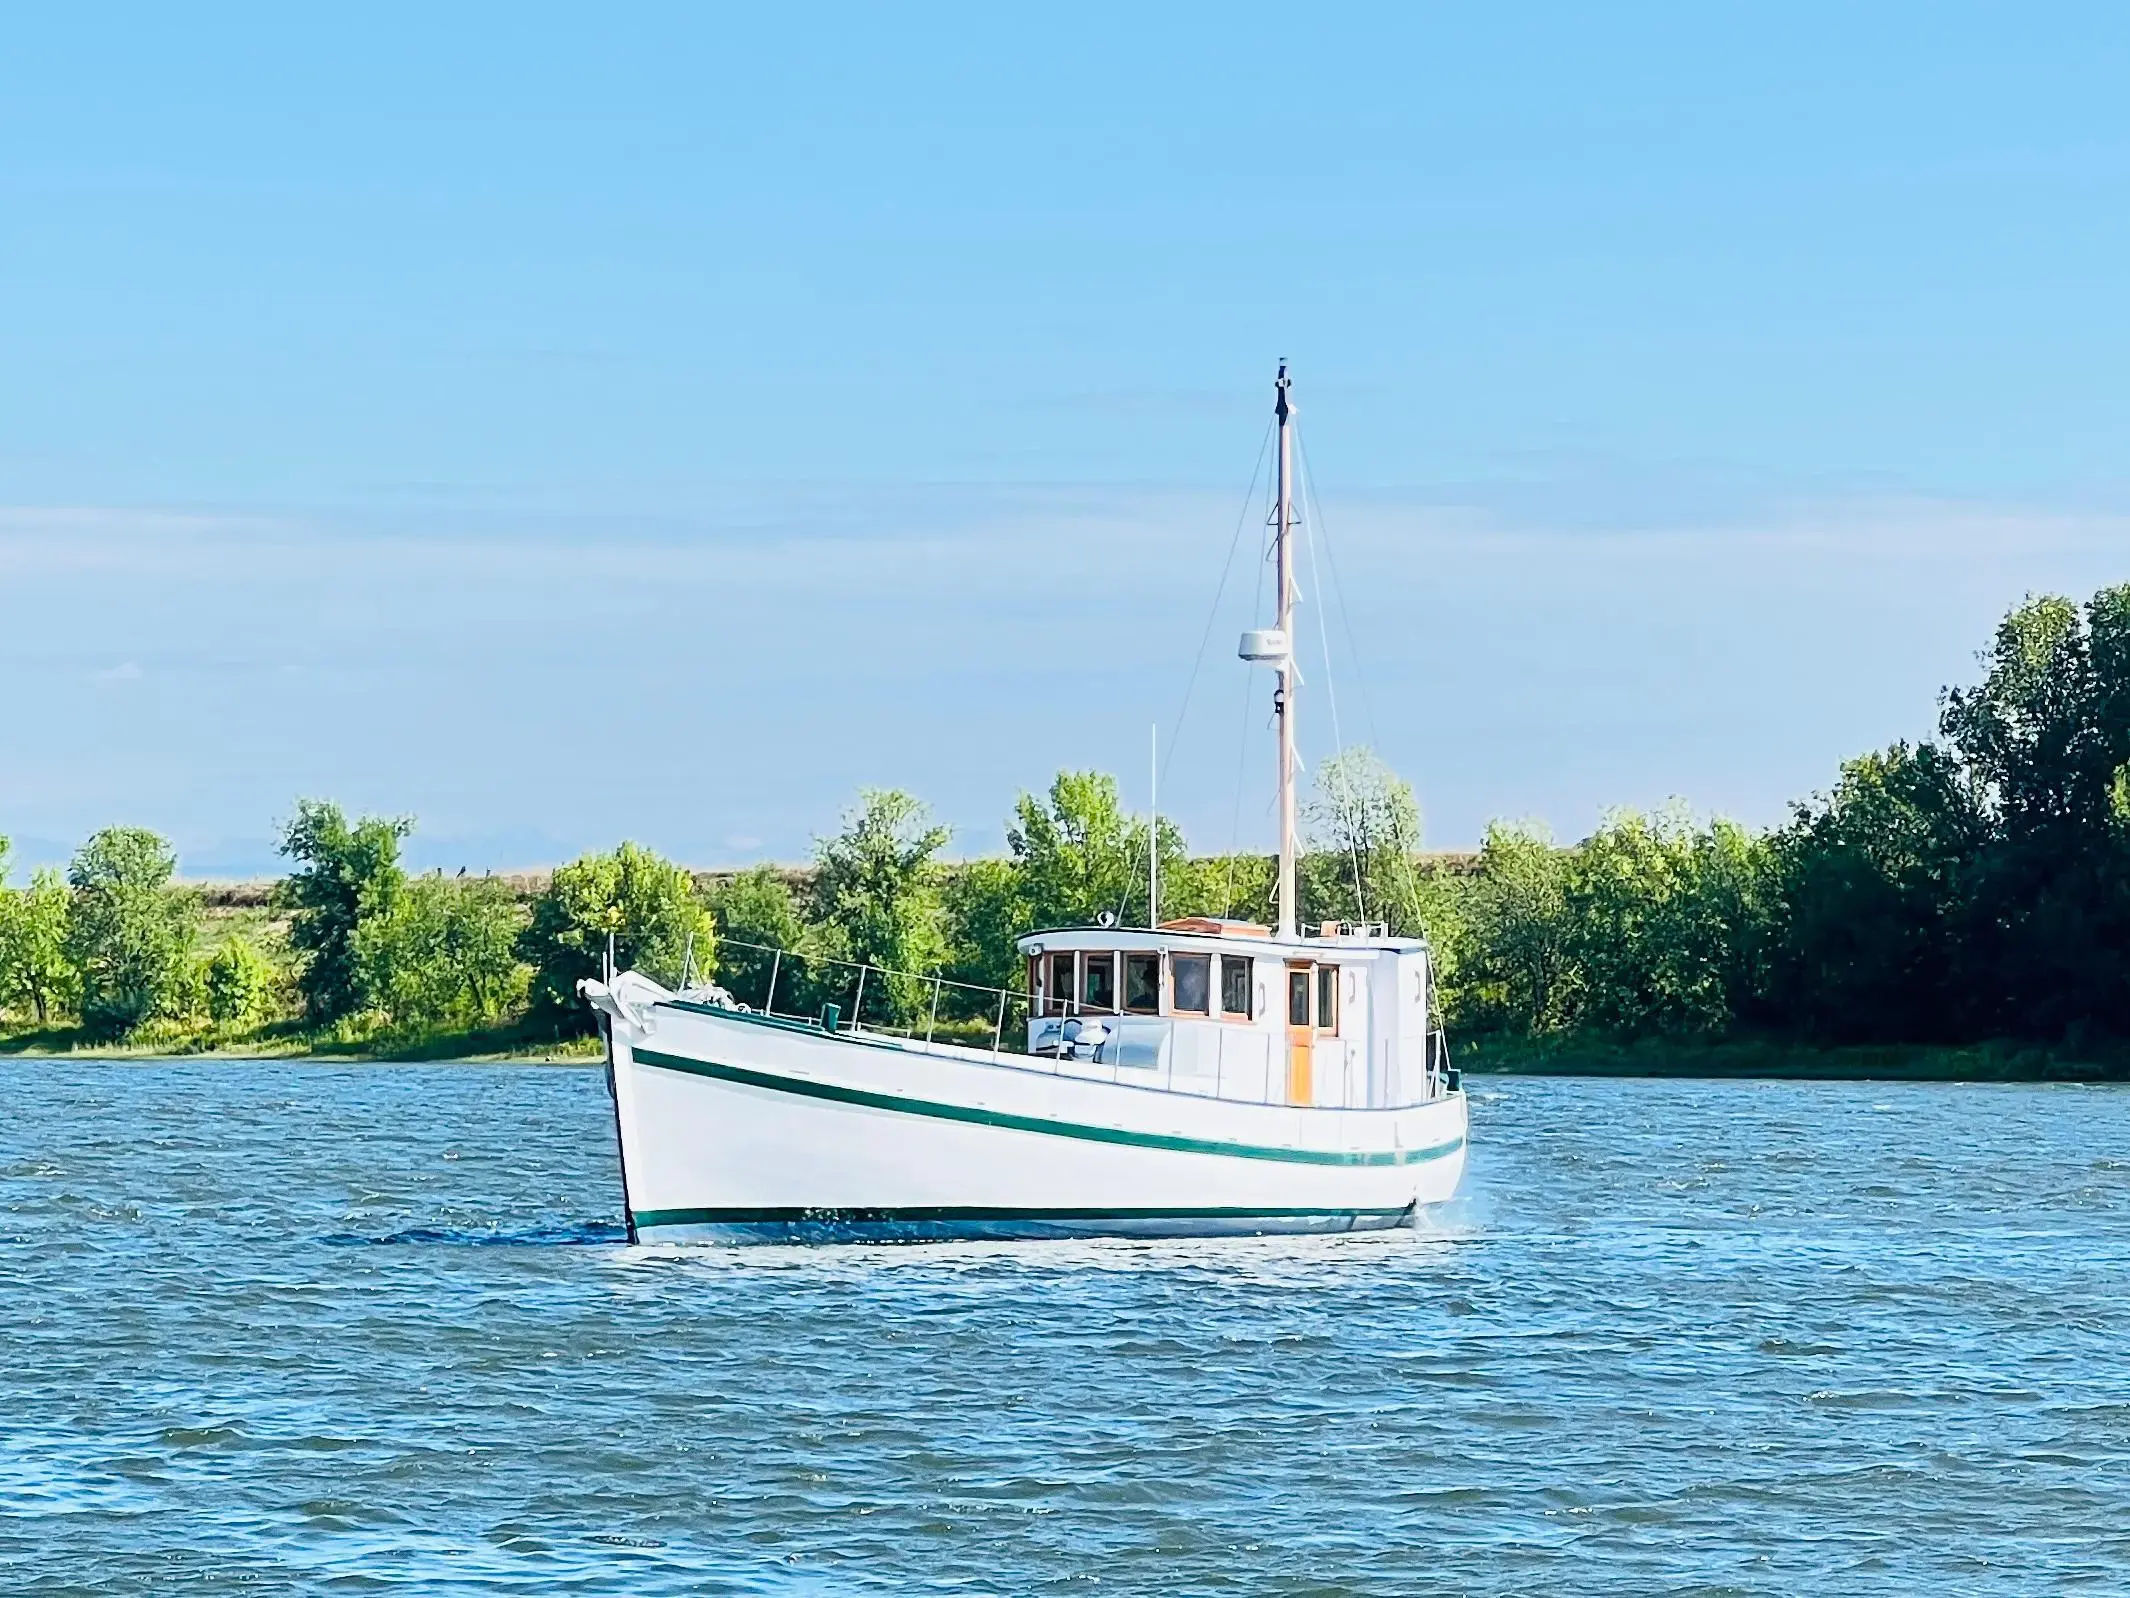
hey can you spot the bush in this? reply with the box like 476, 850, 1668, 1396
277, 800, 410, 1025
65, 828, 199, 1038
522, 843, 712, 1034
356, 874, 529, 1031
204, 938, 277, 1027
0, 864, 77, 1026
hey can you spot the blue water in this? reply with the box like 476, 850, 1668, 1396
5, 1061, 2128, 1594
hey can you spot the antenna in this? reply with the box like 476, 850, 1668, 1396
1149, 722, 1159, 928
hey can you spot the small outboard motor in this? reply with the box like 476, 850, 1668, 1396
1031, 1015, 1114, 1062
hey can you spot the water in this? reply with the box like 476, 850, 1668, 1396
4, 1062, 2128, 1595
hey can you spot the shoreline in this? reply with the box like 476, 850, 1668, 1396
0, 1046, 601, 1065
1458, 1036, 2130, 1084
0, 1026, 604, 1066
6, 1037, 2126, 1082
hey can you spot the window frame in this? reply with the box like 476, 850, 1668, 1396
1171, 952, 1212, 1016
1287, 965, 1312, 1028
1082, 950, 1118, 1014
1123, 951, 1161, 1015
1048, 950, 1077, 1016
1220, 954, 1253, 1020
1316, 963, 1340, 1035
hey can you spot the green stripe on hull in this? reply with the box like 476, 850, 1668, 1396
636, 1204, 1415, 1227
630, 1046, 1465, 1168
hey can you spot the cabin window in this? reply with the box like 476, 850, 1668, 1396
1083, 952, 1117, 1012
1124, 952, 1160, 1014
1048, 951, 1076, 1016
1287, 967, 1311, 1027
1317, 964, 1340, 1034
1172, 953, 1211, 1015
1221, 954, 1253, 1018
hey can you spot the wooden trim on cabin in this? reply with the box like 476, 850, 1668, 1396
1157, 916, 1270, 938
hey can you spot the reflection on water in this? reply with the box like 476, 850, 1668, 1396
4, 1060, 2128, 1594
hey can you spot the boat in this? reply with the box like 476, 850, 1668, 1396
581, 364, 1469, 1244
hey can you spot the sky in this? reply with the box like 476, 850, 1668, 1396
4, 4, 2129, 876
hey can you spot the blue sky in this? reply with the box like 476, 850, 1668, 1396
4, 5, 2129, 875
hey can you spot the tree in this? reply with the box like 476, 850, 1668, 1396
708, 866, 816, 1012
522, 843, 712, 1033
1937, 590, 2130, 1039
0, 865, 76, 1026
1558, 806, 1773, 1041
1008, 770, 1185, 931
1301, 746, 1426, 934
1768, 743, 1984, 1043
443, 876, 529, 1019
1458, 822, 1571, 1036
1941, 594, 2104, 827
204, 937, 277, 1028
66, 827, 198, 1037
1181, 852, 1278, 926
277, 800, 410, 1024
941, 857, 1026, 1001
357, 874, 529, 1030
811, 790, 949, 1023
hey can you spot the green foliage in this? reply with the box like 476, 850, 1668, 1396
523, 842, 712, 1033
1007, 770, 1186, 931
65, 827, 199, 1037
708, 866, 825, 1012
1435, 583, 2130, 1052
1766, 743, 1984, 1043
277, 800, 410, 1024
356, 874, 529, 1030
1177, 852, 1278, 925
0, 865, 77, 1025
1301, 745, 1427, 933
811, 789, 949, 1023
13, 581, 2130, 1059
1932, 587, 2130, 1039
1455, 821, 1571, 1034
1559, 808, 1775, 1040
204, 937, 277, 1027
1448, 811, 1777, 1043
941, 856, 1025, 999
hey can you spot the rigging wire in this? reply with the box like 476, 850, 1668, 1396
1296, 426, 1430, 934
1223, 483, 1276, 920
1295, 422, 1370, 924
1127, 414, 1271, 929
1159, 416, 1274, 794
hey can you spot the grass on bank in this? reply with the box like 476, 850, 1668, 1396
1458, 1033, 2130, 1083
0, 1015, 604, 1064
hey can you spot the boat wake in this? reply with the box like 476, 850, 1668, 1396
322, 1219, 628, 1247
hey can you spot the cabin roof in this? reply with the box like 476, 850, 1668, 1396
1014, 923, 1427, 959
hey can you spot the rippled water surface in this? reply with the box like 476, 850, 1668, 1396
5, 1061, 2129, 1594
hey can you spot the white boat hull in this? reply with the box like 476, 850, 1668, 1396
603, 998, 1467, 1245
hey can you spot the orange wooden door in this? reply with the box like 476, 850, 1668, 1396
1285, 963, 1314, 1104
